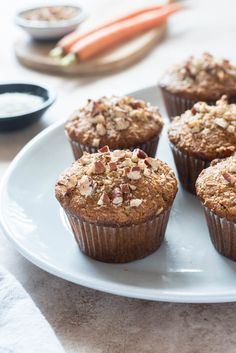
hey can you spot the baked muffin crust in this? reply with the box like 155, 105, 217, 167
55, 147, 177, 226
168, 96, 236, 160
196, 155, 236, 221
159, 53, 236, 101
65, 96, 163, 149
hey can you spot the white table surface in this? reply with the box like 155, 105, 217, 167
1, 0, 236, 352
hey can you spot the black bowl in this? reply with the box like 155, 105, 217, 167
0, 83, 56, 131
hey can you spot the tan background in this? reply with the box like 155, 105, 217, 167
1, 0, 236, 352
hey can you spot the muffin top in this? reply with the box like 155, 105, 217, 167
159, 53, 236, 100
55, 146, 177, 226
196, 155, 236, 221
168, 96, 236, 160
65, 96, 163, 149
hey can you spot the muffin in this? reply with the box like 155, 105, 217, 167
168, 96, 236, 194
65, 95, 163, 159
196, 156, 236, 261
159, 52, 236, 119
55, 146, 177, 263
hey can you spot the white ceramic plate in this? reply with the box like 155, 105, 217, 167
1, 86, 236, 303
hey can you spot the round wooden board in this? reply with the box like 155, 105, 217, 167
14, 24, 167, 76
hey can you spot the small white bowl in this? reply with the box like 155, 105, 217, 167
15, 4, 87, 40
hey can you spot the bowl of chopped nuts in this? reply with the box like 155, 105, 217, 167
15, 4, 87, 40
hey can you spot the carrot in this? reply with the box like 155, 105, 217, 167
61, 3, 183, 65
49, 5, 163, 58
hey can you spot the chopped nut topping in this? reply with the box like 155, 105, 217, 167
210, 159, 221, 166
229, 162, 236, 173
109, 162, 117, 171
145, 157, 159, 171
93, 161, 105, 174
124, 167, 131, 175
65, 95, 163, 148
93, 114, 105, 124
120, 183, 130, 194
96, 123, 106, 136
143, 167, 151, 177
129, 184, 137, 190
111, 187, 123, 205
98, 145, 110, 153
127, 166, 142, 180
214, 118, 228, 129
97, 192, 110, 206
227, 125, 235, 133
221, 158, 236, 188
56, 148, 177, 217
112, 150, 126, 160
222, 171, 236, 187
120, 183, 131, 200
78, 175, 93, 196
137, 159, 146, 170
133, 148, 148, 159
196, 155, 236, 220
173, 53, 236, 84
130, 199, 143, 207
169, 95, 236, 160
65, 174, 77, 189
115, 118, 130, 131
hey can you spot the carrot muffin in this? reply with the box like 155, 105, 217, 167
196, 155, 236, 260
55, 146, 177, 263
65, 95, 163, 159
168, 96, 236, 194
159, 52, 236, 118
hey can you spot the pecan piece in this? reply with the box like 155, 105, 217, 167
120, 183, 131, 200
120, 183, 130, 193
112, 150, 126, 160
93, 161, 105, 174
96, 123, 106, 136
127, 166, 141, 180
222, 171, 236, 186
115, 118, 130, 131
210, 159, 221, 166
109, 162, 117, 171
111, 187, 123, 205
130, 199, 142, 207
78, 175, 93, 197
144, 157, 159, 171
97, 192, 110, 206
133, 148, 148, 159
98, 145, 110, 153
229, 162, 236, 173
214, 118, 228, 129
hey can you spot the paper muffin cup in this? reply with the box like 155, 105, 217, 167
68, 134, 160, 160
160, 87, 218, 120
64, 208, 171, 263
170, 144, 209, 194
203, 206, 236, 261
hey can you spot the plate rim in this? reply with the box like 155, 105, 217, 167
1, 85, 236, 304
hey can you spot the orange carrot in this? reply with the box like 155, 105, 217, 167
50, 5, 163, 57
62, 3, 183, 64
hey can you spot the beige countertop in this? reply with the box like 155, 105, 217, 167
1, 0, 236, 352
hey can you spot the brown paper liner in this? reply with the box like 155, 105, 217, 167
160, 87, 217, 120
170, 144, 209, 194
68, 135, 160, 160
203, 206, 236, 261
65, 209, 171, 263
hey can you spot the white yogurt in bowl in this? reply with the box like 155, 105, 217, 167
0, 93, 44, 117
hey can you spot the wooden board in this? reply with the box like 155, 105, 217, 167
14, 24, 167, 76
